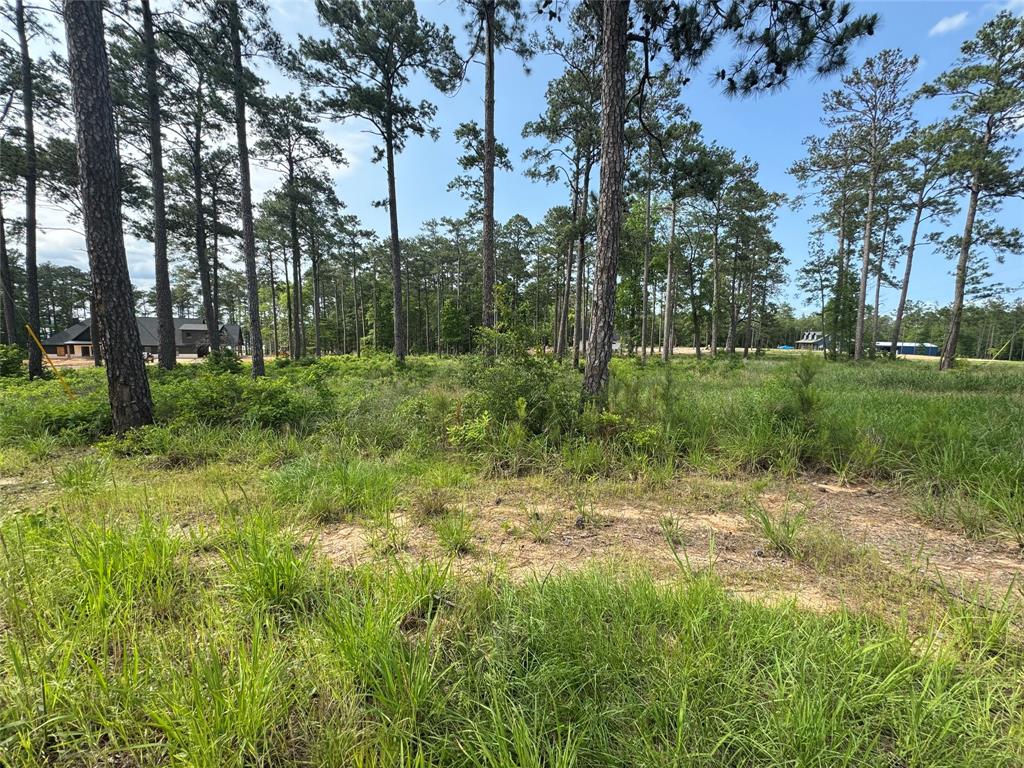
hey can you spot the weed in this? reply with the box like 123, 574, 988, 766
54, 454, 110, 493
659, 512, 685, 547
524, 506, 558, 543
433, 509, 477, 555
222, 512, 318, 617
746, 497, 805, 557
270, 457, 396, 523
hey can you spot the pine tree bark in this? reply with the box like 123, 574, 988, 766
268, 250, 279, 355
661, 199, 676, 362
63, 0, 153, 432
141, 0, 175, 369
0, 196, 17, 343
208, 188, 221, 351
572, 162, 591, 370
709, 223, 720, 356
725, 252, 738, 354
743, 260, 755, 358
890, 188, 924, 358
283, 249, 293, 355
481, 0, 496, 332
555, 167, 579, 360
686, 253, 701, 359
831, 195, 848, 357
640, 164, 652, 363
582, 0, 627, 402
190, 82, 217, 354
941, 178, 981, 371
16, 0, 42, 378
384, 125, 406, 364
854, 170, 877, 360
311, 229, 321, 357
225, 0, 264, 375
870, 210, 889, 356
286, 157, 304, 355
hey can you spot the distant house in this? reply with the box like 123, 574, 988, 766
795, 331, 829, 351
42, 317, 242, 358
875, 341, 940, 357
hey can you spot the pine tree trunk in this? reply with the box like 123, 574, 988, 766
686, 252, 701, 359
640, 169, 652, 363
891, 189, 924, 358
209, 189, 221, 349
141, 0, 175, 369
582, 0, 627, 402
710, 223, 720, 356
16, 0, 42, 378
743, 260, 755, 358
481, 0, 496, 332
555, 176, 578, 360
870, 209, 890, 356
268, 250, 279, 356
941, 180, 981, 371
64, 0, 153, 432
286, 158, 304, 355
226, 0, 264, 376
384, 127, 406, 364
190, 85, 217, 355
351, 260, 362, 357
725, 253, 738, 354
572, 163, 591, 370
311, 232, 321, 357
283, 250, 293, 356
661, 199, 676, 362
0, 196, 17, 343
854, 169, 877, 360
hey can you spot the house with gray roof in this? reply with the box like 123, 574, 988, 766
41, 317, 242, 358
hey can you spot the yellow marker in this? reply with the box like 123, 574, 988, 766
24, 323, 77, 400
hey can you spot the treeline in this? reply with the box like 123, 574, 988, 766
790, 25, 1023, 369
1, 1, 1020, 430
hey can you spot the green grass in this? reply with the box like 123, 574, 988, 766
2, 352, 1023, 764
0, 510, 1020, 766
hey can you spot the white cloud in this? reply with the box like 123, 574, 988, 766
929, 11, 969, 36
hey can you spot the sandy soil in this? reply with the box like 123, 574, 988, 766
315, 477, 1023, 618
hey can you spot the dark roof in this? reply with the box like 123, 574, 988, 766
43, 317, 243, 348
42, 320, 91, 345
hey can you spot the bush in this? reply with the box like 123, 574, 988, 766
0, 344, 24, 377
204, 348, 243, 374
156, 372, 325, 431
460, 354, 580, 439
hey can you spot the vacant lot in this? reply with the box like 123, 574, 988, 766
1, 353, 1022, 766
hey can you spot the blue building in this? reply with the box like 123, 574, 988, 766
875, 341, 939, 356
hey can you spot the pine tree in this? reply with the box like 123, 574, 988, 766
63, 0, 153, 432
294, 0, 460, 365
584, 0, 876, 400
922, 12, 1024, 370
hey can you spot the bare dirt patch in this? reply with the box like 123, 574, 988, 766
313, 475, 1023, 618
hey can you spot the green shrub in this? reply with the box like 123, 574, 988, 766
204, 347, 243, 374
0, 344, 24, 377
461, 354, 580, 439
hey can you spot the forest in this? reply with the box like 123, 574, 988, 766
0, 1, 1023, 766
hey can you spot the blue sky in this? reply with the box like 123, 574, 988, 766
262, 0, 1023, 314
27, 0, 1024, 313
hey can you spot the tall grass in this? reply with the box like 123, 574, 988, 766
1, 511, 1020, 766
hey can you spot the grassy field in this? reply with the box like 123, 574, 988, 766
1, 352, 1022, 766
